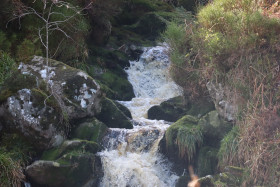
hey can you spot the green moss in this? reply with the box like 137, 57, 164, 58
197, 146, 218, 177
165, 115, 202, 161
0, 74, 37, 103
42, 140, 99, 161
0, 133, 34, 186
99, 71, 134, 101
73, 119, 108, 143
0, 51, 16, 86
186, 99, 215, 117
96, 97, 133, 129
218, 126, 239, 167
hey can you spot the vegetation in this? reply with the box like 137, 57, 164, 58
166, 115, 203, 162
0, 51, 16, 85
163, 0, 280, 185
0, 134, 33, 186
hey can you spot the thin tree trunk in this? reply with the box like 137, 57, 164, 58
46, 23, 49, 91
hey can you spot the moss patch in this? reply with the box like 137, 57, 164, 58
73, 118, 108, 144
42, 140, 99, 161
165, 115, 202, 162
96, 97, 133, 129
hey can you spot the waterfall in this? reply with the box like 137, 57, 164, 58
98, 44, 182, 187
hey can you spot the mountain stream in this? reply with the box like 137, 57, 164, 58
98, 44, 183, 187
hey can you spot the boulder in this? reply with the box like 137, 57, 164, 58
96, 97, 133, 129
27, 140, 102, 187
198, 111, 233, 145
148, 96, 190, 122
73, 118, 108, 144
0, 56, 102, 149
113, 101, 132, 119
198, 166, 245, 186
160, 115, 202, 173
186, 97, 215, 118
96, 70, 135, 101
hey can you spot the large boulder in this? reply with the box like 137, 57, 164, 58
0, 56, 102, 150
148, 96, 190, 122
148, 96, 215, 122
26, 140, 102, 187
96, 97, 133, 129
160, 115, 202, 173
198, 110, 233, 145
97, 70, 135, 101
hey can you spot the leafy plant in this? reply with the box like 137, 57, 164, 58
0, 51, 16, 85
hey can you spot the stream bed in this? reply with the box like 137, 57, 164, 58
98, 44, 183, 187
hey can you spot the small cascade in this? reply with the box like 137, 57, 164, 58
98, 44, 182, 187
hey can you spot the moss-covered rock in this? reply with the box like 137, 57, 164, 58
96, 97, 133, 129
160, 115, 202, 173
26, 154, 102, 187
27, 139, 103, 187
41, 140, 99, 161
198, 111, 233, 146
97, 70, 135, 101
148, 96, 190, 122
73, 118, 108, 144
186, 98, 215, 118
0, 56, 103, 150
113, 101, 132, 119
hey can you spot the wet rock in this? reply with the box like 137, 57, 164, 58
198, 110, 233, 145
27, 143, 102, 187
73, 118, 108, 144
0, 56, 102, 149
113, 101, 132, 119
148, 96, 190, 122
198, 166, 245, 186
41, 140, 99, 160
26, 140, 102, 187
96, 97, 133, 129
96, 70, 135, 101
206, 81, 238, 121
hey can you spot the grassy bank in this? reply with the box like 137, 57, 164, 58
163, 0, 280, 185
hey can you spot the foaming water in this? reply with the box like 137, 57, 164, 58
98, 44, 182, 187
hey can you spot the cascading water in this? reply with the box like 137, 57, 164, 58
98, 44, 183, 187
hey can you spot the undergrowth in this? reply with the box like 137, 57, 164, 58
0, 134, 34, 187
163, 0, 280, 185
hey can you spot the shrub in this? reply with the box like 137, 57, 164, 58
0, 151, 25, 187
16, 39, 42, 63
0, 51, 16, 85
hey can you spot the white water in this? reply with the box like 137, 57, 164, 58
98, 44, 182, 187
